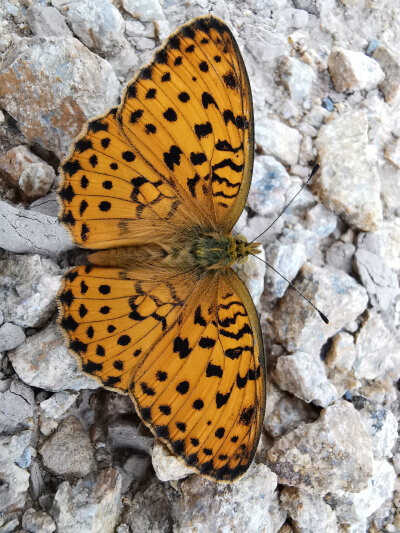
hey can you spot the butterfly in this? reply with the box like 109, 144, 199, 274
58, 15, 265, 482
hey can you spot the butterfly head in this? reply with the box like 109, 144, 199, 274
233, 235, 262, 264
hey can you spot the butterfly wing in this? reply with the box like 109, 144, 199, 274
59, 15, 253, 248
58, 264, 264, 481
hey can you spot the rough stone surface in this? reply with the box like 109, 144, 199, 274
325, 459, 396, 526
280, 487, 338, 532
280, 56, 316, 103
40, 391, 79, 419
267, 400, 374, 494
152, 441, 193, 482
171, 464, 278, 532
0, 36, 120, 158
256, 118, 301, 166
22, 508, 56, 533
51, 468, 122, 533
9, 323, 100, 391
315, 109, 383, 231
324, 332, 358, 397
0, 430, 31, 512
328, 48, 384, 92
107, 419, 153, 455
247, 155, 291, 217
385, 137, 400, 168
0, 379, 35, 434
39, 416, 95, 477
373, 45, 400, 103
52, 0, 126, 55
0, 254, 61, 328
0, 322, 25, 351
272, 263, 368, 353
27, 5, 72, 37
354, 247, 399, 310
273, 351, 338, 407
0, 201, 73, 256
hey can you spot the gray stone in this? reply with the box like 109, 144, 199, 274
255, 118, 301, 166
0, 430, 31, 512
267, 400, 374, 494
325, 459, 396, 525
0, 323, 25, 351
280, 487, 338, 532
354, 248, 399, 310
171, 464, 278, 532
352, 397, 398, 459
0, 379, 34, 434
22, 508, 56, 533
0, 35, 120, 158
39, 416, 95, 477
27, 5, 71, 37
280, 56, 316, 102
264, 382, 319, 438
385, 137, 400, 168
315, 109, 383, 231
51, 468, 122, 533
328, 48, 384, 92
124, 478, 172, 533
0, 254, 61, 328
9, 322, 99, 391
40, 391, 79, 419
247, 155, 291, 217
29, 192, 60, 218
324, 332, 358, 397
272, 263, 368, 353
354, 309, 399, 381
273, 351, 338, 407
326, 241, 355, 272
0, 145, 55, 199
122, 0, 166, 21
357, 219, 400, 272
107, 419, 153, 454
152, 441, 192, 482
236, 248, 266, 306
373, 45, 400, 103
121, 453, 151, 492
0, 201, 73, 256
52, 0, 126, 55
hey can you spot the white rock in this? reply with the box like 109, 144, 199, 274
328, 48, 384, 92
0, 323, 25, 351
26, 5, 71, 37
280, 56, 316, 102
353, 398, 398, 459
326, 459, 396, 524
0, 430, 31, 512
373, 45, 400, 103
273, 263, 368, 353
357, 218, 400, 272
9, 322, 100, 392
170, 464, 278, 532
51, 468, 122, 533
273, 351, 338, 407
315, 109, 383, 231
40, 391, 79, 419
22, 508, 56, 533
354, 309, 399, 381
255, 118, 301, 166
122, 0, 165, 21
152, 441, 193, 482
281, 487, 338, 532
0, 201, 72, 256
236, 247, 266, 306
52, 0, 126, 54
19, 162, 55, 200
248, 155, 291, 217
267, 400, 374, 494
324, 331, 358, 397
0, 254, 61, 328
384, 137, 400, 168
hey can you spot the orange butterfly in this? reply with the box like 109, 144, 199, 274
58, 15, 265, 482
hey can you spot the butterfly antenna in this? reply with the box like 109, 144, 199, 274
250, 164, 320, 244
251, 253, 329, 323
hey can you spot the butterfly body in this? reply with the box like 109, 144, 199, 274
58, 15, 266, 482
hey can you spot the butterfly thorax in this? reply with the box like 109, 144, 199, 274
89, 233, 261, 272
